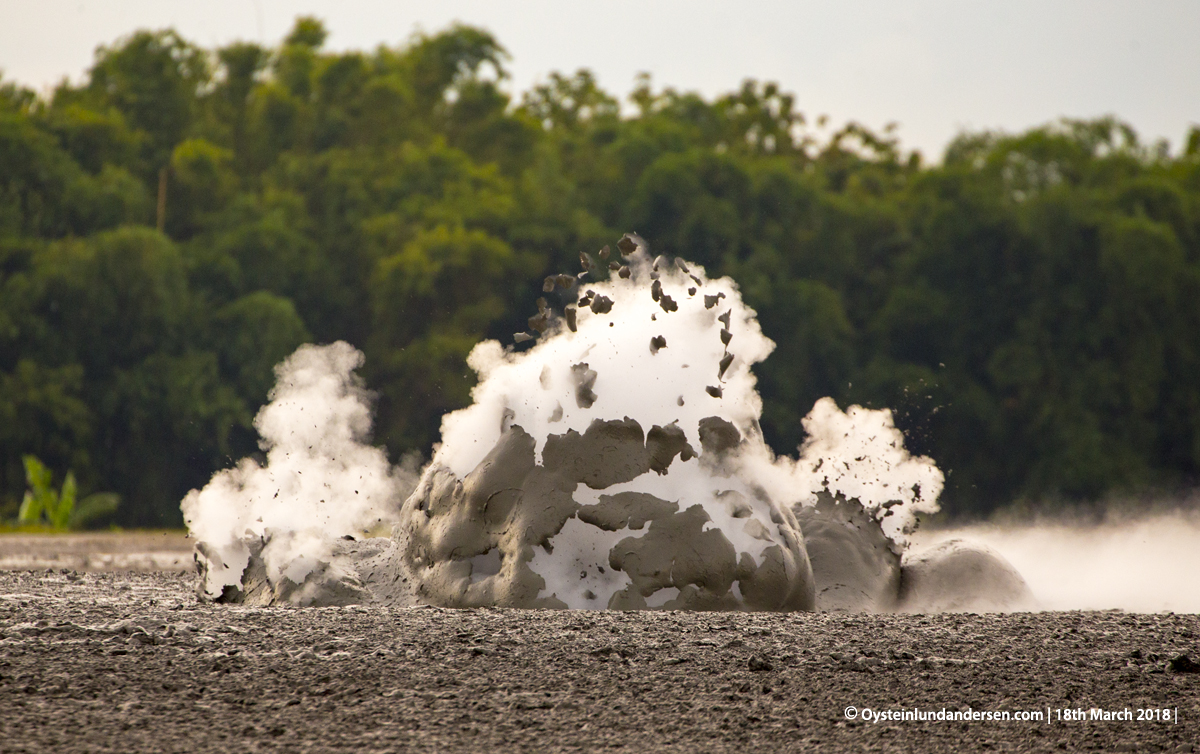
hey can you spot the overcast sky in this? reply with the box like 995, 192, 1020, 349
1, 0, 1197, 160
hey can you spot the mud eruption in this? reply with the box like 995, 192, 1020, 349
181, 343, 416, 603
185, 236, 1033, 612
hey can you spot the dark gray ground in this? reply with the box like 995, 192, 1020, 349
1, 569, 1197, 753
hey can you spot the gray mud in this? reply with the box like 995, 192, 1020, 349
0, 532, 191, 572
2, 569, 1197, 753
394, 418, 812, 612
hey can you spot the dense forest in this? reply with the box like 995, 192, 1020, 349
2, 18, 1199, 527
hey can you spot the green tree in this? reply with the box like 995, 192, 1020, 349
367, 224, 536, 449
3, 20, 1199, 526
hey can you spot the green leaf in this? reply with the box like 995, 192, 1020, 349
49, 471, 78, 530
18, 491, 41, 524
22, 455, 53, 500
20, 455, 59, 525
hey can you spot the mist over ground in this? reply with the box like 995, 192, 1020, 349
918, 503, 1200, 613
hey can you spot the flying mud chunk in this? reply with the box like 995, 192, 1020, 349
649, 335, 667, 354
589, 294, 613, 314
606, 504, 739, 609
698, 416, 741, 456
529, 298, 551, 333
718, 353, 733, 379
577, 492, 677, 530
574, 493, 809, 611
571, 363, 598, 408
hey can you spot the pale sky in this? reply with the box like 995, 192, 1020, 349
1, 0, 1197, 160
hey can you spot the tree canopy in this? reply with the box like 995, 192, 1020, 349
2, 18, 1198, 526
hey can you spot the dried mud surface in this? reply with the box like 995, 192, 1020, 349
1, 570, 1197, 753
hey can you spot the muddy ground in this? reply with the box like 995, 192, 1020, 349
0, 568, 1196, 753
0, 531, 191, 572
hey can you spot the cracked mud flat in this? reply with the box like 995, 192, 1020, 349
1, 570, 1197, 753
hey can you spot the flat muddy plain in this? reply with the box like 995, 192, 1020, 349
1, 567, 1197, 753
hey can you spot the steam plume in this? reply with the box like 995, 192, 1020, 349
182, 342, 412, 600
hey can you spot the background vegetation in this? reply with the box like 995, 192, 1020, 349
2, 18, 1198, 527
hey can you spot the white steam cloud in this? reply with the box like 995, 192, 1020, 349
395, 246, 943, 610
182, 240, 1198, 614
437, 250, 941, 540
437, 256, 771, 478
182, 342, 410, 600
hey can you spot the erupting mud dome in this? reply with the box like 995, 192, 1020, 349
185, 235, 1032, 612
182, 343, 415, 604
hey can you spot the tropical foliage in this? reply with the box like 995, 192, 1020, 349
17, 455, 119, 530
2, 18, 1198, 525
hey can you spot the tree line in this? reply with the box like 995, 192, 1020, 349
2, 17, 1198, 526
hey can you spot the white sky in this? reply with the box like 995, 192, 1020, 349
1, 0, 1197, 160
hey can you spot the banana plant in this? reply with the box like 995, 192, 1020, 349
18, 455, 120, 530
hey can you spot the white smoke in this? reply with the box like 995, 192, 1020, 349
182, 342, 410, 599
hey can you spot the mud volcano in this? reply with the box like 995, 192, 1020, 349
185, 235, 1031, 612
402, 415, 812, 611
